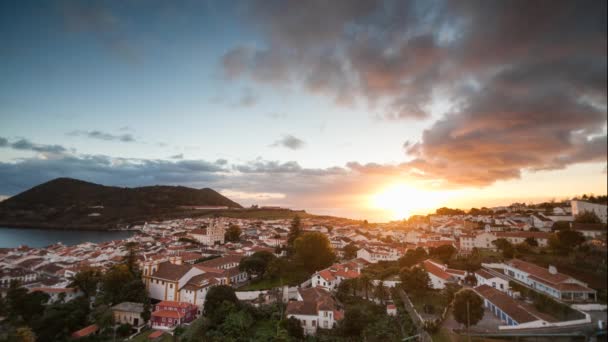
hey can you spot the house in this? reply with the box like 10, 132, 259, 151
143, 258, 204, 301
571, 223, 607, 239
188, 221, 226, 246
0, 268, 38, 286
150, 301, 198, 330
503, 259, 596, 302
356, 246, 401, 263
421, 259, 460, 289
386, 304, 397, 316
474, 285, 546, 328
571, 200, 608, 223
530, 214, 554, 231
112, 302, 145, 327
475, 269, 509, 292
311, 262, 361, 290
286, 287, 343, 335
494, 232, 551, 247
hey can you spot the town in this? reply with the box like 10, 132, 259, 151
0, 197, 606, 341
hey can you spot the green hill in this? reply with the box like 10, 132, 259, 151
0, 178, 242, 230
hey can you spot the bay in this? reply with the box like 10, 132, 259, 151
0, 227, 135, 248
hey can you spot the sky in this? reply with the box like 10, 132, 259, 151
0, 0, 606, 222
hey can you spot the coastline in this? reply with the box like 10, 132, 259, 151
0, 221, 134, 231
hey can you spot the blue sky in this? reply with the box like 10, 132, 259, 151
1, 1, 606, 221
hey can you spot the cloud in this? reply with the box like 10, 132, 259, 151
0, 137, 67, 154
267, 112, 287, 119
221, 0, 607, 186
67, 130, 136, 143
231, 88, 259, 107
270, 135, 306, 150
59, 1, 140, 63
169, 154, 184, 159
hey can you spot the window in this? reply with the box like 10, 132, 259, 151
170, 283, 173, 288
312, 320, 316, 327
162, 318, 166, 322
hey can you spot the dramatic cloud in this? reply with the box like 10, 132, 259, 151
0, 137, 67, 154
67, 130, 136, 142
221, 0, 607, 186
59, 1, 140, 63
270, 135, 306, 150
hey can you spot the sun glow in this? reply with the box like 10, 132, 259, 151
370, 183, 453, 220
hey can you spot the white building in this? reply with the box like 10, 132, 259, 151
356, 247, 401, 263
503, 259, 596, 302
421, 259, 463, 289
188, 221, 226, 246
286, 287, 343, 335
310, 262, 361, 291
571, 200, 608, 223
475, 269, 509, 292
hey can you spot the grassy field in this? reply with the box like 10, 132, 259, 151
238, 277, 283, 290
410, 290, 448, 318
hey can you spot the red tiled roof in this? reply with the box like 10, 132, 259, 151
507, 259, 570, 285
318, 269, 336, 281
71, 324, 99, 338
422, 260, 452, 281
30, 287, 76, 293
474, 285, 539, 324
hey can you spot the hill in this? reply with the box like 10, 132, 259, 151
0, 178, 242, 230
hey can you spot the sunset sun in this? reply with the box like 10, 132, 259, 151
370, 184, 451, 220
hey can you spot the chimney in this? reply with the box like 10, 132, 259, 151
174, 256, 183, 265
548, 265, 557, 274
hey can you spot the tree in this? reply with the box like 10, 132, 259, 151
69, 268, 102, 299
552, 221, 571, 231
452, 289, 484, 329
293, 232, 335, 274
265, 257, 290, 280
398, 247, 428, 268
524, 237, 539, 247
239, 251, 277, 278
225, 224, 242, 242
343, 243, 359, 260
281, 317, 304, 340
574, 210, 602, 224
492, 238, 514, 258
399, 266, 431, 295
6, 281, 49, 324
549, 229, 586, 254
429, 245, 456, 264
373, 282, 388, 304
15, 327, 36, 342
340, 305, 369, 337
204, 285, 239, 318
436, 207, 465, 216
359, 274, 372, 299
287, 215, 302, 248
92, 304, 114, 332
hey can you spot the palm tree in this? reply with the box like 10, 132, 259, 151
359, 274, 371, 300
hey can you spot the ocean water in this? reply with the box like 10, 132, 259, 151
0, 227, 134, 248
